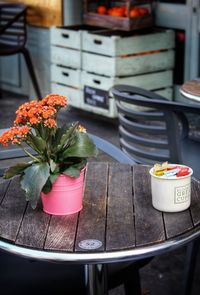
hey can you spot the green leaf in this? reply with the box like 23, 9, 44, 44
42, 173, 59, 194
4, 162, 32, 179
20, 162, 50, 209
28, 134, 46, 153
55, 122, 79, 152
63, 167, 81, 178
50, 173, 60, 184
61, 133, 98, 159
42, 178, 52, 194
52, 125, 68, 147
63, 160, 86, 177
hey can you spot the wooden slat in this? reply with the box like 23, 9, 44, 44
0, 178, 10, 203
75, 162, 108, 252
164, 178, 195, 238
0, 177, 27, 242
44, 214, 79, 252
16, 201, 50, 249
106, 163, 135, 251
134, 165, 165, 246
164, 210, 193, 239
190, 178, 200, 226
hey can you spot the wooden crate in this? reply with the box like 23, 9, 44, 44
51, 65, 81, 89
83, 0, 154, 31
50, 25, 105, 50
81, 70, 173, 93
50, 25, 108, 70
82, 50, 174, 77
50, 25, 175, 118
51, 46, 81, 69
82, 29, 175, 56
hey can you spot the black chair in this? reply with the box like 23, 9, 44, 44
0, 3, 42, 99
111, 84, 200, 295
111, 84, 200, 178
0, 131, 151, 295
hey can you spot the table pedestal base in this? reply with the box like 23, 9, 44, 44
85, 264, 108, 295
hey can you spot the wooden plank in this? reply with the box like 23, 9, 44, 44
164, 178, 196, 238
134, 165, 165, 246
106, 163, 135, 251
164, 209, 193, 239
82, 50, 174, 77
75, 162, 108, 252
44, 214, 79, 252
0, 178, 10, 203
16, 201, 50, 249
0, 177, 27, 242
190, 178, 200, 226
51, 46, 81, 69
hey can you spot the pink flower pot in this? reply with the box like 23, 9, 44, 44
41, 169, 85, 215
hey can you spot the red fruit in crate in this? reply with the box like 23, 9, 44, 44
108, 7, 124, 17
120, 5, 126, 16
130, 8, 140, 18
107, 8, 114, 15
97, 5, 107, 15
115, 6, 126, 16
138, 7, 149, 16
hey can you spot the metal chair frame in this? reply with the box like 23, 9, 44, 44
0, 3, 42, 99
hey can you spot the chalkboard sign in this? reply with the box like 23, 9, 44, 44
84, 86, 109, 109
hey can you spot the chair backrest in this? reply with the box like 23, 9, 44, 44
0, 3, 27, 48
88, 133, 136, 164
111, 85, 192, 165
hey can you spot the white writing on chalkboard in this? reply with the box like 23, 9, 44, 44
84, 86, 109, 110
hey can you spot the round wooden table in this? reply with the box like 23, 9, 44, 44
180, 79, 200, 102
1, 162, 200, 294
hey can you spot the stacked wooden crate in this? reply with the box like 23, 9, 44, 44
51, 25, 83, 108
50, 26, 175, 118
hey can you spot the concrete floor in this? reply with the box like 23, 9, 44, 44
0, 91, 200, 295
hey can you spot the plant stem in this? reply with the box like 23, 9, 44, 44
20, 145, 40, 162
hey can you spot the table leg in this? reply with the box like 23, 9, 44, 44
85, 264, 108, 295
182, 238, 200, 295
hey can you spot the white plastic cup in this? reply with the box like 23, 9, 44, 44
149, 165, 193, 212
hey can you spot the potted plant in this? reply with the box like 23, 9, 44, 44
0, 94, 98, 215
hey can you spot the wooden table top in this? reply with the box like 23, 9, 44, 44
0, 162, 200, 264
180, 79, 200, 102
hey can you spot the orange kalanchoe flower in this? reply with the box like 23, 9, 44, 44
41, 105, 57, 120
0, 126, 30, 146
42, 94, 67, 108
15, 100, 57, 127
44, 118, 57, 128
